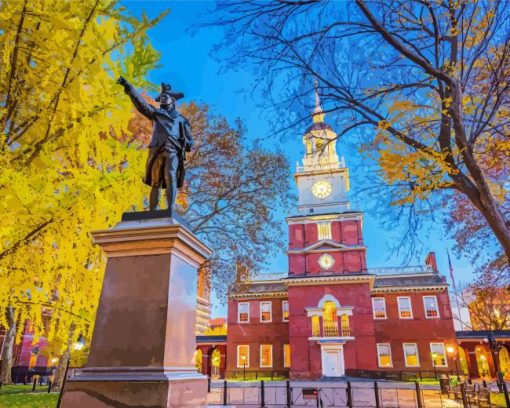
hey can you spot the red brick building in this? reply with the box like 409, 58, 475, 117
226, 89, 457, 380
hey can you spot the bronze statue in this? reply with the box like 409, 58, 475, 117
117, 77, 193, 215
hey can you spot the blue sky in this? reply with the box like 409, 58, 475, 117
122, 1, 476, 316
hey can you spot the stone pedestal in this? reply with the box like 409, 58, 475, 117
61, 212, 212, 408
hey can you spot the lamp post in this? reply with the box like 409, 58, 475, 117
484, 331, 504, 392
447, 346, 460, 381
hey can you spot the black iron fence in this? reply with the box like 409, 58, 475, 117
207, 379, 510, 408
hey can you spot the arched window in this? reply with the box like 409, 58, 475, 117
211, 348, 221, 378
500, 346, 510, 376
323, 301, 339, 337
311, 315, 320, 337
195, 349, 203, 372
458, 347, 468, 375
475, 346, 490, 378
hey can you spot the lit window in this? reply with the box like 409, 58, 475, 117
260, 345, 272, 367
311, 315, 320, 337
323, 301, 339, 337
237, 345, 249, 368
397, 297, 413, 319
430, 343, 447, 367
238, 302, 249, 323
423, 296, 440, 318
377, 344, 392, 367
372, 298, 387, 319
404, 343, 420, 367
283, 344, 291, 368
282, 301, 289, 322
317, 222, 332, 240
260, 301, 272, 322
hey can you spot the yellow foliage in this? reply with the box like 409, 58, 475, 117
0, 0, 166, 357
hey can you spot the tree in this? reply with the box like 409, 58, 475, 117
126, 99, 293, 298
209, 0, 510, 277
0, 0, 166, 384
457, 282, 510, 331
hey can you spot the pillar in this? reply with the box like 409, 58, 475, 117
61, 213, 212, 407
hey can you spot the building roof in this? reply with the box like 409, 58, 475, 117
196, 335, 227, 344
229, 280, 287, 296
374, 273, 446, 288
305, 122, 333, 133
209, 317, 226, 326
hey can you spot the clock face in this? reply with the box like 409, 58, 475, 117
318, 253, 335, 270
312, 180, 332, 198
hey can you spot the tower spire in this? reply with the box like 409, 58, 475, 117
312, 80, 325, 123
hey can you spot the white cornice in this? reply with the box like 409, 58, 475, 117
371, 285, 448, 294
286, 213, 363, 224
285, 274, 376, 288
287, 241, 366, 255
229, 291, 288, 300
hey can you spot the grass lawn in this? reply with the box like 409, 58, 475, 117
491, 392, 510, 408
0, 385, 58, 408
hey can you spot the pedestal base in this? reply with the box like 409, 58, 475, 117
61, 369, 207, 407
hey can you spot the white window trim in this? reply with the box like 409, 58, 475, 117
260, 301, 272, 323
283, 344, 291, 368
423, 295, 440, 319
403, 343, 420, 367
377, 343, 393, 368
282, 300, 289, 322
372, 298, 387, 320
237, 345, 249, 368
260, 344, 273, 368
397, 296, 414, 319
238, 302, 250, 324
430, 342, 448, 367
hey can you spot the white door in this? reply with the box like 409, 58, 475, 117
321, 344, 345, 377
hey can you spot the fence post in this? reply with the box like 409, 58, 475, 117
415, 381, 423, 408
32, 376, 37, 392
261, 380, 265, 408
207, 377, 211, 393
47, 380, 52, 393
347, 381, 353, 408
460, 383, 468, 408
502, 382, 510, 408
374, 381, 380, 408
286, 380, 291, 408
223, 380, 228, 406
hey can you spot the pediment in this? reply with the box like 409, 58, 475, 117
304, 240, 349, 251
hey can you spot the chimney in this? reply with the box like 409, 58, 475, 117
425, 251, 438, 273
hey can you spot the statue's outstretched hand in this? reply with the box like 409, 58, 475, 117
116, 76, 128, 87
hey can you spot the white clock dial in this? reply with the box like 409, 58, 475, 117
318, 253, 335, 270
312, 180, 332, 198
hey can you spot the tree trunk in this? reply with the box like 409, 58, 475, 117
53, 343, 71, 389
0, 307, 16, 385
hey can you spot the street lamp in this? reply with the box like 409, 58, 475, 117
484, 331, 504, 392
241, 355, 246, 381
446, 346, 460, 381
432, 352, 438, 380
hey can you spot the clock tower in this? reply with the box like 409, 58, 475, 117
286, 82, 367, 277
295, 83, 349, 215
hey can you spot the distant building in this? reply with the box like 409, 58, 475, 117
225, 87, 457, 380
196, 266, 212, 334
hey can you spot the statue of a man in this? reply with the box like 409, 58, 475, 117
117, 77, 194, 215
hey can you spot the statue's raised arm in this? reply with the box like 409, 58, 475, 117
117, 76, 156, 120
